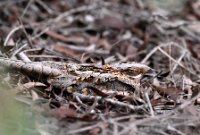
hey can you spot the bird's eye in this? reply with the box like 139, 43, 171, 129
121, 69, 144, 76
141, 69, 157, 83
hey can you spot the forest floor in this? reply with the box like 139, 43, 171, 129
0, 0, 200, 135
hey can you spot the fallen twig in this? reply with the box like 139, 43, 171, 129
73, 92, 148, 112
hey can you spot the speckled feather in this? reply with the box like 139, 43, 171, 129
0, 57, 153, 94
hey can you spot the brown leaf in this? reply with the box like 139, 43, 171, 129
89, 123, 108, 135
150, 98, 162, 106
89, 127, 101, 135
0, 37, 15, 53
192, 85, 200, 104
50, 105, 78, 119
110, 42, 131, 56
79, 114, 97, 121
53, 44, 82, 59
187, 41, 200, 59
191, 85, 200, 98
191, 0, 200, 19
46, 31, 86, 44
137, 32, 149, 52
88, 86, 109, 97
88, 37, 111, 50
15, 82, 46, 94
152, 84, 181, 102
96, 15, 125, 31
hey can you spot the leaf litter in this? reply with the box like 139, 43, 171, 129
0, 0, 200, 135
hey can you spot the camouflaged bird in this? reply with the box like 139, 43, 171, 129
0, 57, 155, 95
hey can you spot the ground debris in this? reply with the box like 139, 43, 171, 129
0, 0, 200, 135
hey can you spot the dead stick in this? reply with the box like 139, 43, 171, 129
73, 93, 148, 111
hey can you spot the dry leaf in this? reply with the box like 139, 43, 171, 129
46, 31, 86, 44
152, 84, 181, 102
50, 105, 78, 119
31, 90, 39, 101
15, 82, 46, 94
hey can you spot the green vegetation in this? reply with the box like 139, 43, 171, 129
0, 85, 38, 135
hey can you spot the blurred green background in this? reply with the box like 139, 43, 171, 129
0, 85, 39, 135
143, 0, 187, 13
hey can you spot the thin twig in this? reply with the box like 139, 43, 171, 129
158, 47, 196, 75
17, 52, 31, 62
141, 42, 197, 76
68, 123, 101, 134
18, 17, 34, 48
167, 125, 185, 135
53, 4, 98, 23
141, 42, 184, 64
35, 0, 54, 15
145, 92, 154, 117
3, 25, 23, 46
11, 43, 28, 58
20, 0, 33, 18
170, 49, 187, 75
73, 93, 148, 111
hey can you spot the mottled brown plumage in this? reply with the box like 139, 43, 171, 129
0, 57, 154, 95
